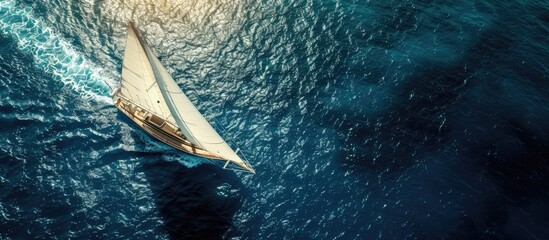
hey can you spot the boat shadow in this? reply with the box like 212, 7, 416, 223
141, 158, 244, 239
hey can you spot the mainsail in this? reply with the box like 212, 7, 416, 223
116, 22, 254, 173
119, 24, 174, 123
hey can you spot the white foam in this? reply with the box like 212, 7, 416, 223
0, 1, 115, 103
162, 152, 206, 168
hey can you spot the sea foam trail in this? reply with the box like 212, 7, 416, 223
0, 1, 114, 102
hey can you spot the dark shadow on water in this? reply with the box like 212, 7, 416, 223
141, 159, 244, 240
309, 6, 520, 177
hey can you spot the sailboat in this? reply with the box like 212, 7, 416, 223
112, 22, 255, 173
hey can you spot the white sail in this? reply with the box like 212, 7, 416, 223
119, 25, 174, 123
128, 23, 250, 171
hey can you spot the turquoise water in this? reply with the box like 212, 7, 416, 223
0, 0, 548, 239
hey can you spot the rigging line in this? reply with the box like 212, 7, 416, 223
103, 79, 114, 95
145, 84, 169, 119
123, 65, 142, 78
120, 77, 141, 91
132, 22, 208, 151
131, 27, 172, 120
146, 51, 206, 150
130, 22, 251, 165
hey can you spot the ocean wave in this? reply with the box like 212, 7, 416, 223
0, 0, 115, 103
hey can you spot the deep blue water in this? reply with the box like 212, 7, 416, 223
0, 0, 548, 239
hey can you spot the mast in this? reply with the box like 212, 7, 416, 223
127, 22, 254, 173
118, 22, 174, 123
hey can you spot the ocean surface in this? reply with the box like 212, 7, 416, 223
0, 0, 548, 239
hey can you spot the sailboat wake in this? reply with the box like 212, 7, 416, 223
0, 1, 114, 102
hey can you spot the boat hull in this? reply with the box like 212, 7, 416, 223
113, 93, 224, 161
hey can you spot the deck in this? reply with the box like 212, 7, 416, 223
113, 94, 224, 161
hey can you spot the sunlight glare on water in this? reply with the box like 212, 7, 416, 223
0, 0, 548, 239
